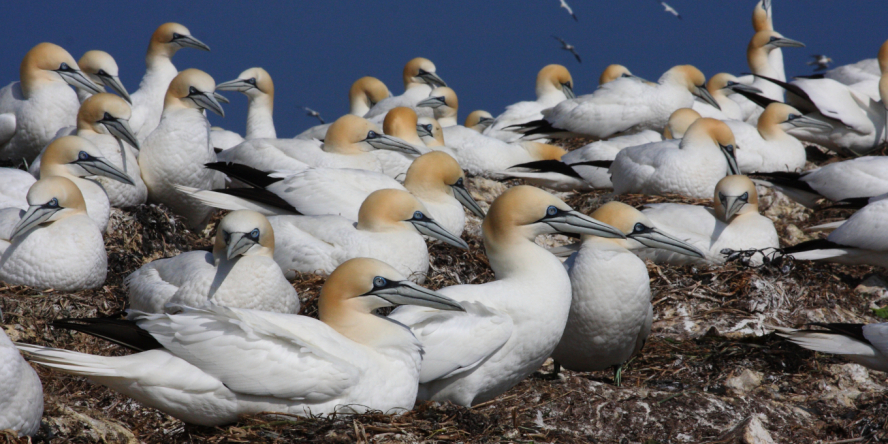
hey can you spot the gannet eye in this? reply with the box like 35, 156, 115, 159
546, 206, 559, 217
413, 211, 424, 220
455, 177, 464, 187
78, 151, 89, 161
171, 32, 183, 42
424, 124, 432, 133
47, 198, 59, 208
188, 86, 199, 96
373, 276, 387, 288
722, 144, 734, 153
740, 192, 749, 201
366, 130, 379, 139
250, 228, 260, 239
222, 231, 231, 243
97, 69, 108, 77
102, 112, 113, 122
718, 192, 726, 201
787, 114, 799, 120
726, 81, 737, 87
58, 62, 72, 72
633, 223, 646, 233
247, 78, 257, 85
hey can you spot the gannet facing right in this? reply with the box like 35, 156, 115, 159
0, 327, 42, 437
126, 210, 299, 316
0, 177, 107, 291
211, 67, 276, 150
76, 50, 131, 103
18, 258, 464, 425
364, 57, 447, 120
0, 42, 102, 162
730, 30, 805, 122
389, 186, 626, 406
295, 76, 392, 140
483, 65, 575, 141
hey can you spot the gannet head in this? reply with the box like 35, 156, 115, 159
164, 68, 224, 117
663, 108, 701, 139
598, 64, 649, 86
416, 87, 459, 121
752, 0, 773, 33
148, 23, 210, 59
77, 93, 140, 149
325, 114, 420, 155
536, 64, 575, 99
589, 201, 704, 258
213, 210, 275, 260
464, 110, 494, 132
215, 67, 274, 108
349, 76, 391, 116
356, 189, 468, 249
383, 107, 424, 145
664, 65, 720, 110
416, 117, 445, 147
405, 151, 486, 218
77, 50, 130, 103
748, 31, 805, 71
19, 42, 102, 97
483, 186, 625, 252
521, 141, 567, 161
760, 103, 833, 138
10, 177, 88, 240
682, 118, 740, 175
707, 73, 762, 99
403, 57, 447, 89
40, 135, 134, 185
713, 175, 759, 222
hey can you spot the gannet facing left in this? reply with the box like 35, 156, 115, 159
0, 327, 42, 437
484, 65, 575, 142
211, 67, 276, 150
0, 177, 106, 290
75, 50, 131, 103
18, 258, 464, 425
389, 186, 626, 406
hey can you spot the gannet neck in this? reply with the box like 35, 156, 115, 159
880, 75, 888, 107
246, 94, 276, 139
713, 175, 759, 222
756, 103, 792, 140
404, 151, 462, 199
349, 76, 391, 116
536, 64, 573, 100
752, 1, 773, 32
384, 107, 424, 145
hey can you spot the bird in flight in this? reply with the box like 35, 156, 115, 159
303, 106, 325, 124
552, 35, 581, 63
807, 54, 834, 71
658, 1, 681, 19
559, 0, 578, 21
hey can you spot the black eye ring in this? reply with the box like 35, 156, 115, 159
247, 78, 257, 85
546, 205, 558, 217
424, 124, 432, 132
373, 276, 386, 287
740, 192, 749, 200
78, 151, 89, 161
367, 130, 379, 139
47, 198, 59, 208
413, 211, 424, 220
455, 177, 464, 186
250, 228, 260, 239
633, 223, 646, 233
188, 86, 199, 95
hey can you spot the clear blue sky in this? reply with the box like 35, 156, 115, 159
1, 1, 886, 137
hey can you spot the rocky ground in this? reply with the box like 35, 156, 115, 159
3, 143, 888, 443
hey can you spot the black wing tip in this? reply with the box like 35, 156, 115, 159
204, 162, 283, 189
804, 323, 868, 343
51, 316, 164, 352
215, 187, 302, 214
781, 238, 843, 255
509, 159, 583, 179
570, 159, 613, 169
749, 171, 818, 195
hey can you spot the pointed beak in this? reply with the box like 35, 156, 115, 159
417, 70, 447, 88
451, 180, 486, 218
191, 91, 225, 117
561, 83, 576, 99
720, 144, 741, 176
416, 124, 433, 138
542, 210, 626, 239
787, 114, 833, 131
57, 69, 103, 94
364, 133, 421, 155
76, 155, 135, 185
100, 116, 140, 150
695, 85, 721, 110
10, 204, 61, 240
96, 72, 131, 104
215, 78, 254, 92
411, 217, 469, 249
213, 92, 230, 104
772, 37, 806, 48
416, 96, 447, 109
367, 280, 464, 312
629, 228, 704, 258
725, 83, 762, 95
226, 232, 257, 260
720, 195, 748, 221
174, 34, 211, 51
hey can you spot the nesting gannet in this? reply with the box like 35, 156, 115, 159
266, 189, 467, 281
610, 118, 740, 198
74, 50, 130, 104
365, 58, 447, 120
599, 64, 646, 86
139, 69, 224, 229
552, 202, 701, 383
129, 23, 210, 141
388, 186, 625, 406
126, 210, 299, 315
214, 67, 276, 143
295, 76, 392, 140
515, 65, 718, 139
0, 177, 106, 290
447, 127, 567, 178
551, 36, 581, 63
559, 0, 578, 21
18, 257, 464, 425
692, 73, 762, 120
417, 116, 446, 147
776, 323, 888, 372
417, 87, 459, 128
484, 65, 575, 142
752, 156, 888, 208
637, 175, 779, 266
0, 327, 42, 437
464, 111, 494, 133
375, 107, 430, 179
0, 43, 102, 162
730, 30, 805, 122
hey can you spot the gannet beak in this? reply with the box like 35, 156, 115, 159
725, 82, 762, 95
172, 33, 211, 51
364, 278, 465, 311
762, 0, 771, 12
416, 96, 447, 109
719, 143, 741, 176
99, 113, 140, 150
189, 90, 225, 117
56, 66, 103, 94
226, 231, 258, 260
539, 208, 626, 239
629, 226, 705, 258
363, 131, 421, 155
561, 83, 576, 99
451, 178, 486, 218
771, 37, 805, 48
409, 212, 469, 249
417, 69, 447, 88
720, 193, 749, 221
95, 71, 131, 103
10, 202, 62, 240
477, 116, 495, 129
695, 85, 721, 110
215, 78, 255, 92
213, 92, 230, 104
786, 114, 833, 131
416, 123, 433, 138
73, 152, 135, 185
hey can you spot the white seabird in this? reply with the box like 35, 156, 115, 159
295, 76, 392, 140
75, 50, 131, 103
210, 67, 276, 150
483, 64, 575, 142
0, 326, 42, 437
364, 57, 447, 120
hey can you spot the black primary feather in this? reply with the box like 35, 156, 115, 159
214, 187, 301, 214
52, 317, 164, 352
509, 159, 583, 179
204, 162, 283, 189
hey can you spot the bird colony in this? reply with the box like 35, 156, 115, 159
3, 1, 888, 442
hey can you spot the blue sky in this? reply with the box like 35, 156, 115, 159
1, 1, 886, 137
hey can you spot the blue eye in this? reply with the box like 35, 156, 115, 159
188, 86, 198, 95
373, 276, 386, 287
424, 125, 432, 132
78, 151, 89, 161
546, 206, 558, 217
455, 177, 464, 186
247, 78, 257, 85
250, 228, 260, 239
634, 223, 645, 233
413, 211, 424, 220
740, 192, 749, 201
367, 130, 379, 139
47, 198, 59, 208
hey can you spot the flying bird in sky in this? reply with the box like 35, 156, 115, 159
303, 106, 325, 124
659, 1, 681, 19
807, 54, 834, 71
552, 35, 581, 63
559, 0, 578, 21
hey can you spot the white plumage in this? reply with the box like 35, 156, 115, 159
0, 328, 43, 436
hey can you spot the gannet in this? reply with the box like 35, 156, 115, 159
417, 116, 446, 147
303, 107, 324, 124
464, 111, 494, 133
559, 0, 578, 21
375, 107, 430, 179
730, 30, 805, 122
129, 23, 210, 141
364, 58, 447, 120
658, 1, 681, 19
610, 118, 740, 198
388, 186, 625, 406
751, 156, 888, 208
637, 175, 779, 265
417, 87, 459, 127
0, 327, 42, 437
74, 50, 131, 104
0, 42, 102, 162
692, 73, 762, 120
515, 65, 718, 139
598, 64, 648, 86
0, 177, 106, 290
551, 36, 581, 63
776, 323, 888, 372
139, 69, 224, 229
267, 189, 467, 281
17, 258, 464, 425
484, 65, 575, 142
808, 55, 834, 72
211, 67, 276, 150
552, 202, 701, 383
126, 210, 299, 315
752, 0, 784, 82
295, 76, 392, 140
